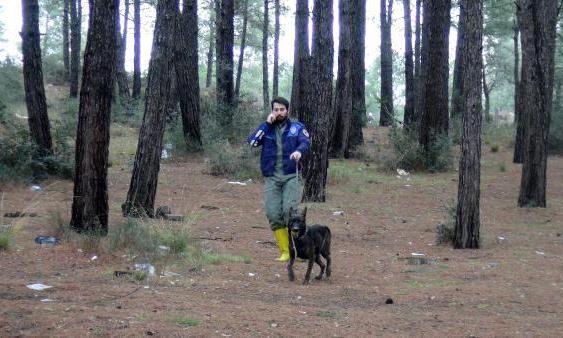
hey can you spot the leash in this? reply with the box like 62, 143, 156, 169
290, 231, 298, 261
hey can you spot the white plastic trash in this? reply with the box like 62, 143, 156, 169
27, 283, 52, 291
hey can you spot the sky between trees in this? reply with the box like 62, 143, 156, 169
0, 0, 459, 73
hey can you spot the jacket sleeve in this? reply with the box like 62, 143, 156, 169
295, 125, 311, 155
247, 122, 269, 147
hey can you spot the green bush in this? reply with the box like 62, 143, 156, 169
385, 126, 452, 172
0, 58, 24, 109
490, 144, 499, 153
0, 228, 14, 251
0, 122, 74, 183
204, 140, 261, 179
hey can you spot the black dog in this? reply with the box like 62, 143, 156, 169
287, 207, 331, 284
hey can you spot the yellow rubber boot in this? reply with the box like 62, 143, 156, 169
273, 228, 290, 262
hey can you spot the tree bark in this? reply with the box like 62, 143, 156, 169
21, 0, 53, 156
290, 0, 310, 121
454, 0, 483, 249
517, 0, 557, 208
513, 19, 524, 163
272, 0, 280, 98
403, 0, 415, 127
206, 0, 217, 88
379, 0, 393, 126
234, 0, 248, 101
348, 0, 365, 148
123, 0, 129, 56
302, 0, 333, 202
124, 0, 177, 217
413, 0, 422, 124
331, 0, 353, 158
70, 0, 117, 234
216, 0, 235, 128
116, 0, 130, 98
63, 0, 70, 79
451, 0, 466, 118
132, 0, 141, 98
482, 64, 491, 122
176, 0, 202, 148
69, 0, 80, 97
418, 0, 451, 156
262, 0, 270, 112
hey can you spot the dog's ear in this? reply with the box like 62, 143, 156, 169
302, 207, 307, 218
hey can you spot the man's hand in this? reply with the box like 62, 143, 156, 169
266, 113, 276, 124
290, 151, 302, 161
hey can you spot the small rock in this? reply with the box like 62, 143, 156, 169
146, 331, 154, 336
270, 323, 278, 328
155, 206, 172, 219
164, 214, 185, 222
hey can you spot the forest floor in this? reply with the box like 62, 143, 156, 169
1, 123, 563, 337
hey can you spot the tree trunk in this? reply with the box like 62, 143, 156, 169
403, 0, 415, 127
379, 0, 393, 126
348, 0, 365, 148
132, 0, 141, 98
482, 64, 491, 122
451, 0, 466, 118
124, 0, 177, 217
272, 0, 280, 98
513, 20, 524, 163
116, 0, 130, 98
21, 0, 53, 156
454, 0, 483, 249
123, 0, 129, 56
63, 0, 70, 79
413, 0, 422, 124
234, 0, 248, 101
176, 0, 202, 149
302, 0, 333, 202
290, 0, 310, 121
70, 0, 117, 234
331, 0, 353, 158
216, 0, 235, 128
517, 0, 557, 208
206, 0, 217, 88
418, 0, 451, 157
69, 0, 80, 97
262, 0, 270, 112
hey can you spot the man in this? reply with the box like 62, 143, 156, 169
247, 97, 310, 262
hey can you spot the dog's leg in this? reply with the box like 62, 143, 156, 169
314, 255, 326, 280
287, 253, 295, 282
303, 258, 314, 285
324, 253, 331, 278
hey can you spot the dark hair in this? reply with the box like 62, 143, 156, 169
271, 96, 290, 111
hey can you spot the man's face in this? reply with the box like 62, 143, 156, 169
272, 102, 288, 122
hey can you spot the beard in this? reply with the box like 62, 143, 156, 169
274, 115, 288, 124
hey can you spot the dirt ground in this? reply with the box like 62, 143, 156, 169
1, 127, 562, 337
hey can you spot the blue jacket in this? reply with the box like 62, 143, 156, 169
247, 120, 311, 177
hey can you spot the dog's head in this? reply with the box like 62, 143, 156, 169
288, 207, 307, 238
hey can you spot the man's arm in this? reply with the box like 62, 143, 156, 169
247, 122, 269, 147
293, 126, 311, 157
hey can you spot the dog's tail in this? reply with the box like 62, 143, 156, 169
322, 226, 331, 254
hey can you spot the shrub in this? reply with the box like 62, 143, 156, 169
0, 121, 74, 183
490, 144, 499, 153
384, 126, 452, 172
499, 162, 506, 172
0, 228, 14, 251
204, 140, 261, 179
436, 203, 456, 245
